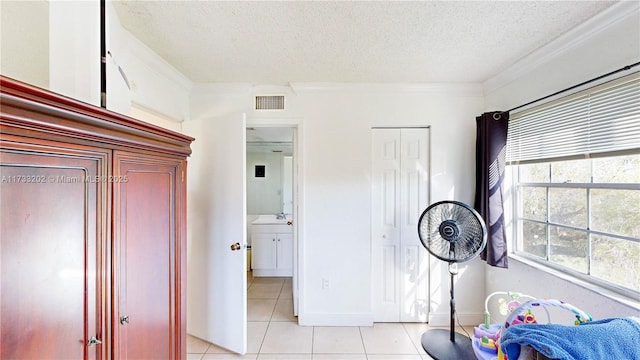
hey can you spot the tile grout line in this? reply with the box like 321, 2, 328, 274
311, 325, 315, 355
358, 325, 369, 359
257, 319, 270, 357
255, 276, 291, 357
402, 322, 425, 357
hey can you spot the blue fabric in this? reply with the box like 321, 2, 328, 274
500, 317, 640, 360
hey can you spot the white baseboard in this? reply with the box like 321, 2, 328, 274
252, 269, 292, 277
297, 312, 483, 327
298, 312, 374, 327
428, 312, 483, 327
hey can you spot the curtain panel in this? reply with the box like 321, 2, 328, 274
474, 111, 509, 268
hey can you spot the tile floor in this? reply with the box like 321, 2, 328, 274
187, 273, 474, 359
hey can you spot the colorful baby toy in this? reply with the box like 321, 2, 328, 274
472, 291, 537, 360
472, 293, 592, 360
503, 298, 592, 329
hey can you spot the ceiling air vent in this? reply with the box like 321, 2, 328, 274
255, 95, 285, 110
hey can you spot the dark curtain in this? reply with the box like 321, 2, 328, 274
474, 111, 509, 268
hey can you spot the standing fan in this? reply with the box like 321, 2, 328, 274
417, 200, 487, 360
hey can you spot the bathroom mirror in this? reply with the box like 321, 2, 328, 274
246, 127, 294, 216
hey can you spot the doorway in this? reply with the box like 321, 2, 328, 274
184, 114, 302, 354
245, 124, 300, 317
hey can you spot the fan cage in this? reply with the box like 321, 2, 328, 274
417, 200, 487, 263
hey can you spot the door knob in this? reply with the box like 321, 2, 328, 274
230, 242, 242, 251
87, 336, 102, 346
120, 315, 130, 325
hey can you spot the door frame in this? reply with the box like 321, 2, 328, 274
245, 117, 303, 318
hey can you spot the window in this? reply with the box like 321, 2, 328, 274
506, 73, 640, 295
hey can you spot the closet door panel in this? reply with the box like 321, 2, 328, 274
0, 139, 108, 360
372, 128, 430, 322
113, 151, 185, 360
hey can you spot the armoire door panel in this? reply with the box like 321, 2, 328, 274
113, 152, 184, 360
0, 141, 108, 360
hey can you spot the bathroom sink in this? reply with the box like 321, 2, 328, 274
251, 214, 293, 225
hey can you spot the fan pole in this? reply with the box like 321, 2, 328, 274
449, 265, 456, 342
417, 200, 488, 359
420, 262, 475, 360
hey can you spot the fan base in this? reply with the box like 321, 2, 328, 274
421, 329, 475, 360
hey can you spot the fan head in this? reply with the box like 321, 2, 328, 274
417, 200, 487, 263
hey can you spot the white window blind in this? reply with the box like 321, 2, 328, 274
507, 72, 640, 164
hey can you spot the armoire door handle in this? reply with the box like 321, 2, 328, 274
87, 336, 102, 346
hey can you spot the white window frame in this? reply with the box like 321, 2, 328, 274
506, 158, 640, 300
505, 72, 640, 301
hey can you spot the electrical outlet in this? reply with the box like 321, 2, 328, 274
322, 278, 330, 289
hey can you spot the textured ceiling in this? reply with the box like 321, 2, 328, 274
113, 1, 616, 84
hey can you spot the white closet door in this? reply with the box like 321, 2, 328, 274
372, 128, 430, 322
398, 129, 430, 322
372, 129, 402, 322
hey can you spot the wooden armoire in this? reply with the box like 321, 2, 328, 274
0, 76, 193, 359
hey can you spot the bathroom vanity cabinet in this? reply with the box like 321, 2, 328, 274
0, 76, 193, 359
251, 223, 293, 277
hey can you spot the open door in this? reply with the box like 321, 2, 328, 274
185, 114, 247, 354
291, 128, 299, 316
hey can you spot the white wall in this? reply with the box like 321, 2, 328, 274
483, 1, 640, 318
0, 1, 189, 130
105, 1, 192, 126
130, 104, 183, 133
49, 1, 100, 106
484, 2, 640, 112
188, 83, 486, 325
0, 1, 99, 104
0, 1, 49, 89
105, 1, 132, 116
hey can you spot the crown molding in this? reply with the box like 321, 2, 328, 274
289, 82, 483, 96
127, 30, 193, 93
191, 82, 483, 97
191, 83, 298, 96
483, 1, 640, 95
